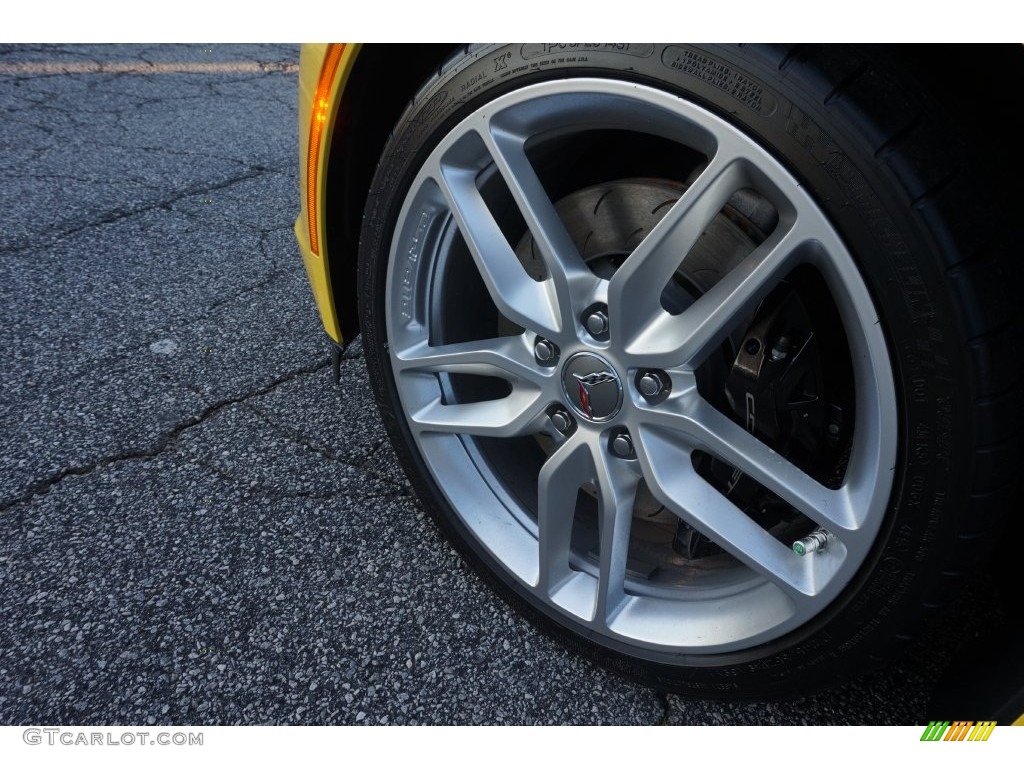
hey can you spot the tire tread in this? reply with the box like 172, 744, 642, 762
772, 42, 1019, 658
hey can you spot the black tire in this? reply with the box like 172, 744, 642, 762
357, 44, 1021, 698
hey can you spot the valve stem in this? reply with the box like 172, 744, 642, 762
793, 528, 833, 556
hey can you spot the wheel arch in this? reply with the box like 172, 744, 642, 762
321, 44, 1024, 346
323, 43, 462, 344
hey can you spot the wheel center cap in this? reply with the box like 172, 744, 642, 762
562, 352, 623, 422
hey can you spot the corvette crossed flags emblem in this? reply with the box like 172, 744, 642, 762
572, 371, 618, 419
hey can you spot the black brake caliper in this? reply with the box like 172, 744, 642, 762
673, 283, 845, 559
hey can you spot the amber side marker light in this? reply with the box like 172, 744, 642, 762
307, 43, 345, 256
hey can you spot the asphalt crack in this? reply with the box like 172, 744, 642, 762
240, 399, 411, 495
191, 455, 406, 502
202, 224, 293, 315
0, 165, 278, 255
656, 692, 671, 725
0, 358, 330, 512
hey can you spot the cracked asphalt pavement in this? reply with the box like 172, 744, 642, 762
0, 44, 1003, 726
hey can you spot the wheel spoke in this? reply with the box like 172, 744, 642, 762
394, 334, 549, 388
537, 433, 592, 594
482, 125, 595, 326
429, 159, 562, 338
636, 396, 856, 533
592, 445, 640, 626
608, 151, 745, 348
635, 432, 815, 600
408, 387, 547, 438
624, 218, 809, 370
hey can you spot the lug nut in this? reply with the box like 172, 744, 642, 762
611, 433, 634, 458
550, 410, 573, 434
534, 338, 557, 364
638, 372, 665, 398
584, 308, 609, 337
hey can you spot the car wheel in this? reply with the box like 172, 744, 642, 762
357, 44, 1019, 697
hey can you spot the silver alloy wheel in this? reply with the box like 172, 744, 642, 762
384, 78, 898, 654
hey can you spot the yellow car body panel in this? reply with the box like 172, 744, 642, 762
294, 43, 361, 344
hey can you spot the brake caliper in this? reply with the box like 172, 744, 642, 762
673, 284, 843, 560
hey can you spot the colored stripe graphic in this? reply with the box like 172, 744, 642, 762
920, 720, 996, 741
944, 721, 972, 741
968, 722, 997, 741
